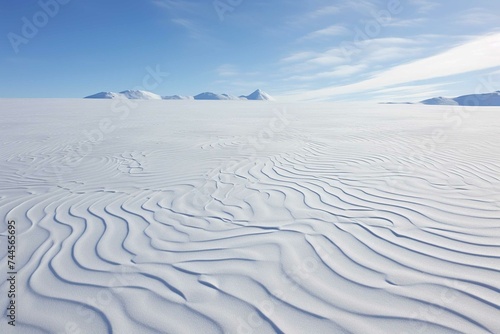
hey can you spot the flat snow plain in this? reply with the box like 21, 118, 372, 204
1, 99, 499, 333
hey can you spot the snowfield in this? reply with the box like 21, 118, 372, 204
0, 99, 499, 333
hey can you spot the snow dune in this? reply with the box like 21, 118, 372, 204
0, 100, 499, 333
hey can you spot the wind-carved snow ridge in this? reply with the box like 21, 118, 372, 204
85, 89, 275, 101
1, 100, 499, 334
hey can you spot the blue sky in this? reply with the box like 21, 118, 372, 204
1, 0, 500, 101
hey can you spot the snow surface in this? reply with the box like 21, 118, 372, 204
1, 99, 499, 334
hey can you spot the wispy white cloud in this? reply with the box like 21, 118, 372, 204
375, 90, 448, 102
299, 25, 349, 41
280, 32, 500, 101
306, 5, 341, 18
363, 46, 422, 63
277, 36, 427, 95
280, 51, 318, 63
306, 55, 346, 66
375, 82, 451, 95
171, 18, 203, 39
287, 4, 341, 26
373, 82, 456, 101
280, 37, 422, 76
216, 64, 239, 77
212, 78, 267, 94
289, 64, 367, 81
213, 64, 262, 94
342, 0, 380, 14
409, 0, 440, 14
386, 17, 427, 27
151, 0, 213, 41
151, 0, 198, 12
294, 1, 377, 25
458, 7, 500, 26
360, 37, 420, 47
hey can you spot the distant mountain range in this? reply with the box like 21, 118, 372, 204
85, 89, 275, 101
420, 91, 500, 106
383, 91, 500, 106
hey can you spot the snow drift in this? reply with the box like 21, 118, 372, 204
1, 100, 499, 333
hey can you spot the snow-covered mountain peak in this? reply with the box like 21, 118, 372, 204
244, 89, 275, 101
85, 89, 275, 101
420, 91, 500, 106
119, 90, 162, 100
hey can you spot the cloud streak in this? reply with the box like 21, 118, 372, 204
299, 25, 349, 41
281, 32, 500, 101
